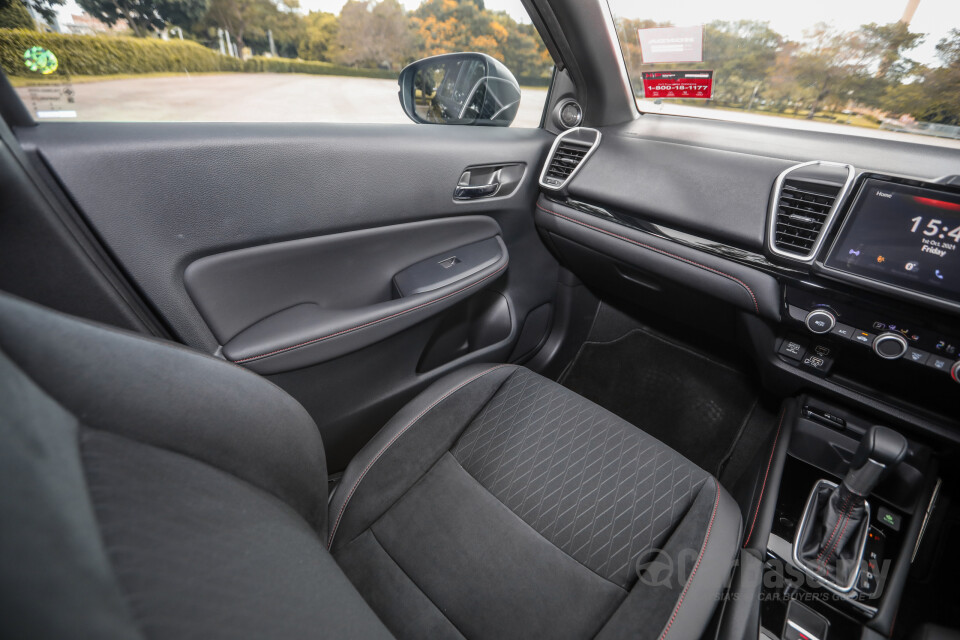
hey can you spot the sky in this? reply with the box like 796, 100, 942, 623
607, 0, 960, 67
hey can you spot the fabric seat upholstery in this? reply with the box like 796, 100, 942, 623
0, 292, 740, 640
329, 364, 741, 640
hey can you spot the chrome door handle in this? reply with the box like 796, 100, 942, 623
453, 183, 500, 200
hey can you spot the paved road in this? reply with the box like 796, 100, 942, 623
18, 73, 549, 127
637, 99, 960, 149
17, 73, 959, 148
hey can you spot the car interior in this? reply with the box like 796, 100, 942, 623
1, 1, 959, 639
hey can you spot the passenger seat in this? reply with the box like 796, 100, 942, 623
0, 292, 740, 639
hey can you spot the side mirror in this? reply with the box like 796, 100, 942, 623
398, 52, 521, 127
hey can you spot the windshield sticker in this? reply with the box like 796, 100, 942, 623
21, 45, 78, 119
637, 26, 703, 64
641, 71, 713, 100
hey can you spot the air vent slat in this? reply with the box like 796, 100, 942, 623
780, 186, 835, 199
772, 178, 842, 257
545, 141, 590, 181
778, 201, 830, 215
778, 196, 833, 212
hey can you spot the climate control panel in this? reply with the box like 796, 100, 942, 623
784, 286, 960, 384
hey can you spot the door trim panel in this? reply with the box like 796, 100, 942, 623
185, 216, 509, 374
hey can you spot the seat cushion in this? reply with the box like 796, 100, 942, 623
330, 365, 742, 640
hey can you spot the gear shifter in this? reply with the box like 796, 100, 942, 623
794, 426, 908, 591
841, 425, 910, 496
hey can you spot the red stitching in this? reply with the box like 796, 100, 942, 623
659, 479, 721, 640
816, 491, 852, 567
821, 498, 856, 572
231, 263, 507, 364
743, 409, 785, 548
326, 364, 511, 549
536, 203, 759, 314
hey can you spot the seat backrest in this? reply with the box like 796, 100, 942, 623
0, 292, 392, 639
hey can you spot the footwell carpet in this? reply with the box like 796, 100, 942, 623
561, 329, 757, 476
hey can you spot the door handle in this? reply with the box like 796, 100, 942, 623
454, 183, 500, 200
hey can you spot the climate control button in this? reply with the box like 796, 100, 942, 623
872, 332, 909, 360
804, 309, 836, 334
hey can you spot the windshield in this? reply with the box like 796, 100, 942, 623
606, 0, 960, 148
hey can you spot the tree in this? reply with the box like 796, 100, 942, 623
77, 0, 209, 35
859, 21, 924, 82
764, 42, 815, 113
0, 0, 36, 28
704, 20, 781, 106
0, 0, 63, 25
201, 0, 283, 51
499, 20, 548, 79
792, 23, 873, 118
410, 0, 551, 78
882, 29, 960, 125
264, 0, 305, 57
298, 10, 338, 61
335, 0, 413, 69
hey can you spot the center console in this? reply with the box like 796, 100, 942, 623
757, 398, 939, 640
759, 164, 960, 439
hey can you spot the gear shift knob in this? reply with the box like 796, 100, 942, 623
842, 425, 908, 496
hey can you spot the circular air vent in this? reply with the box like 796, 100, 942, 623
556, 100, 583, 129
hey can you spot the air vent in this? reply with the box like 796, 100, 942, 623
773, 180, 840, 255
539, 127, 601, 190
767, 161, 855, 262
546, 142, 587, 181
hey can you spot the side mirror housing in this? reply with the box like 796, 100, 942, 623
398, 52, 521, 126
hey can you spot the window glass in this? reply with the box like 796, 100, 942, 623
1, 0, 551, 125
607, 0, 960, 148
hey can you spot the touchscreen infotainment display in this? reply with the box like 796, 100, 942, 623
825, 178, 960, 303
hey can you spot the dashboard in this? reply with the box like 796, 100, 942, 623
534, 120, 960, 440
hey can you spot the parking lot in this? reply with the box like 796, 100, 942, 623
17, 73, 549, 127
16, 73, 960, 148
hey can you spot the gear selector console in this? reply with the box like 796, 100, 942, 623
793, 426, 908, 593
758, 398, 937, 639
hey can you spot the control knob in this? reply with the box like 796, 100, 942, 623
804, 309, 836, 335
952, 360, 960, 384
873, 332, 909, 360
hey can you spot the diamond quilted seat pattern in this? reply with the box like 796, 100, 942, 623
453, 368, 709, 588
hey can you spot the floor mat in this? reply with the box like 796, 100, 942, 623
560, 328, 758, 476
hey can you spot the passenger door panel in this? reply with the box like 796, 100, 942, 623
16, 122, 558, 470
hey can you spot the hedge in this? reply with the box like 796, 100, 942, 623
0, 29, 551, 86
242, 56, 396, 79
0, 29, 243, 77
